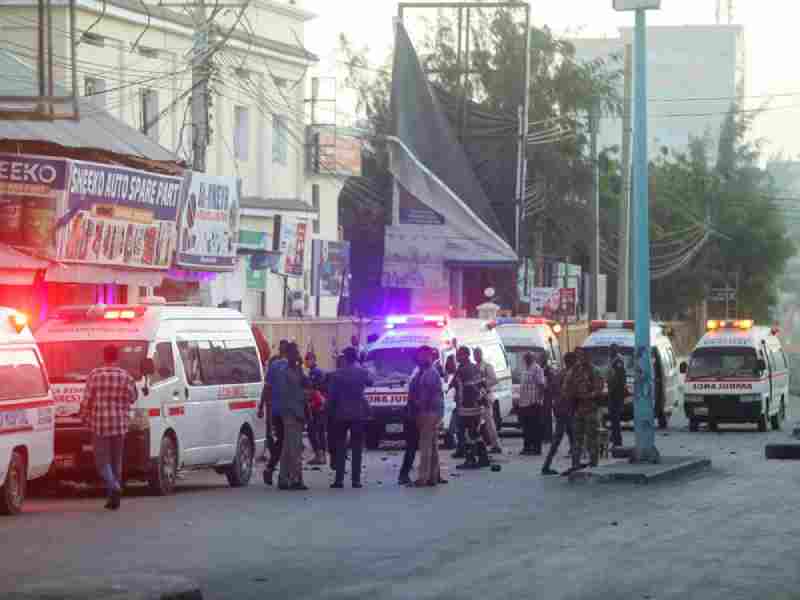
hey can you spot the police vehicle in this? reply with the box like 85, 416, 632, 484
682, 320, 788, 432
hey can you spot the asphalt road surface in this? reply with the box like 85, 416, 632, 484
3, 399, 800, 600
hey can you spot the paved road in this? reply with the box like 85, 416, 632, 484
3, 399, 800, 600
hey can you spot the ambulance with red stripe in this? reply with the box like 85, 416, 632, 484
681, 320, 788, 432
0, 308, 54, 515
35, 298, 264, 495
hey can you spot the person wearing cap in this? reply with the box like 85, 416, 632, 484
607, 343, 627, 448
568, 347, 604, 471
328, 346, 374, 489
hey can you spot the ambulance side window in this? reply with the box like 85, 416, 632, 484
151, 342, 176, 384
178, 341, 206, 386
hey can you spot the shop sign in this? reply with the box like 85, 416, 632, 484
276, 217, 308, 278
176, 172, 240, 271
382, 226, 446, 289
312, 239, 350, 297
56, 160, 182, 269
0, 153, 69, 250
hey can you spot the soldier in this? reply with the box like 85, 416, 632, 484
569, 347, 604, 472
450, 346, 490, 470
607, 344, 627, 448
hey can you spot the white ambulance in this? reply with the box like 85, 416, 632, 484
35, 299, 264, 495
0, 308, 54, 515
362, 314, 512, 449
581, 320, 681, 428
492, 317, 562, 427
681, 319, 789, 432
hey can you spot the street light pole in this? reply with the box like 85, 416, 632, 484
614, 0, 660, 463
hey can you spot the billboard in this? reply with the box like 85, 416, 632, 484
276, 217, 309, 278
176, 172, 239, 271
56, 160, 182, 269
382, 226, 446, 289
317, 131, 363, 176
312, 239, 350, 297
0, 153, 69, 251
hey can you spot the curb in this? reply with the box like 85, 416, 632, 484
570, 456, 711, 484
6, 574, 202, 600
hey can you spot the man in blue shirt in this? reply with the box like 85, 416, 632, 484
259, 339, 289, 486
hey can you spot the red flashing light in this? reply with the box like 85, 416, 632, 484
590, 320, 634, 332
9, 312, 28, 333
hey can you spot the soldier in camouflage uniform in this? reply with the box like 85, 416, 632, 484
569, 347, 604, 470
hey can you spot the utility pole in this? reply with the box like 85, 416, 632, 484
589, 98, 600, 320
617, 43, 632, 319
191, 0, 209, 172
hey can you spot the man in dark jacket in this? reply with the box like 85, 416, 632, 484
542, 352, 577, 475
607, 344, 627, 448
450, 346, 489, 470
328, 346, 374, 489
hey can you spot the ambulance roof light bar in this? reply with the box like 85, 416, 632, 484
55, 304, 147, 321
8, 311, 28, 333
590, 320, 635, 332
385, 314, 448, 329
493, 317, 562, 334
706, 319, 753, 331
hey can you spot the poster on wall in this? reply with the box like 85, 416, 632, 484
517, 258, 534, 303
398, 184, 445, 225
176, 172, 240, 270
276, 217, 308, 278
531, 287, 558, 317
0, 153, 69, 251
311, 239, 350, 297
382, 226, 446, 289
56, 160, 182, 269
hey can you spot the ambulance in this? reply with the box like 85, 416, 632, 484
681, 320, 789, 432
492, 317, 562, 427
362, 314, 512, 449
35, 298, 265, 495
581, 320, 681, 428
0, 308, 54, 515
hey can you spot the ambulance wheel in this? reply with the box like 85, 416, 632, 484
493, 401, 503, 431
149, 434, 178, 496
226, 431, 254, 487
0, 450, 26, 516
689, 419, 699, 433
771, 410, 782, 431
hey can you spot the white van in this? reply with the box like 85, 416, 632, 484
0, 308, 54, 515
35, 299, 264, 495
362, 314, 512, 449
493, 317, 562, 427
581, 320, 681, 428
681, 319, 789, 432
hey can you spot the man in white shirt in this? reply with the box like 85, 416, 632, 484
514, 352, 546, 455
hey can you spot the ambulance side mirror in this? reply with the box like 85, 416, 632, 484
679, 362, 688, 374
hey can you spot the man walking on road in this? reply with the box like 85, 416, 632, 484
474, 348, 503, 454
607, 344, 627, 448
259, 339, 289, 486
82, 346, 138, 510
569, 347, 604, 471
542, 352, 577, 475
328, 347, 373, 489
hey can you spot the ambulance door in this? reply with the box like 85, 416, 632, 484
149, 339, 184, 462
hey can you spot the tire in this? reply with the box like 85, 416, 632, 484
708, 419, 719, 433
0, 450, 26, 516
758, 410, 768, 433
149, 434, 178, 496
689, 419, 699, 432
493, 401, 503, 431
657, 412, 669, 430
771, 404, 782, 431
365, 427, 382, 451
765, 443, 800, 460
226, 431, 254, 488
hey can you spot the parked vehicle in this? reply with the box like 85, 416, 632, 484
493, 317, 562, 428
361, 314, 512, 449
35, 298, 264, 495
0, 308, 54, 515
682, 319, 789, 432
581, 320, 681, 428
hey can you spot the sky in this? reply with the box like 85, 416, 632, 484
303, 0, 800, 160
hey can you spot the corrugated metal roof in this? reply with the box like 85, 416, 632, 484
0, 50, 179, 162
241, 196, 317, 213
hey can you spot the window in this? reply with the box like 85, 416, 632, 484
84, 77, 106, 108
151, 342, 176, 384
688, 348, 759, 379
141, 88, 159, 141
178, 341, 204, 386
0, 349, 48, 401
272, 115, 288, 165
234, 106, 250, 161
39, 341, 148, 383
312, 184, 320, 234
177, 339, 261, 386
482, 344, 509, 374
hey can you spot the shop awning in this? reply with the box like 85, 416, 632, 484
44, 263, 165, 287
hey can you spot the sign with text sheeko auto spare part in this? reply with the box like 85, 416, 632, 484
0, 153, 69, 250
57, 161, 182, 269
176, 172, 240, 270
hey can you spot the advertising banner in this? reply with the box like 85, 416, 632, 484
382, 225, 446, 289
398, 184, 445, 226
531, 287, 558, 317
277, 217, 308, 278
0, 153, 69, 250
176, 172, 239, 271
312, 239, 350, 297
559, 287, 577, 322
56, 161, 182, 269
517, 258, 534, 302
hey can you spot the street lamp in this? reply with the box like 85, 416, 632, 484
613, 0, 660, 463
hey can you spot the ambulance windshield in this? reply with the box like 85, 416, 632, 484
39, 341, 148, 383
365, 347, 417, 384
688, 347, 759, 379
